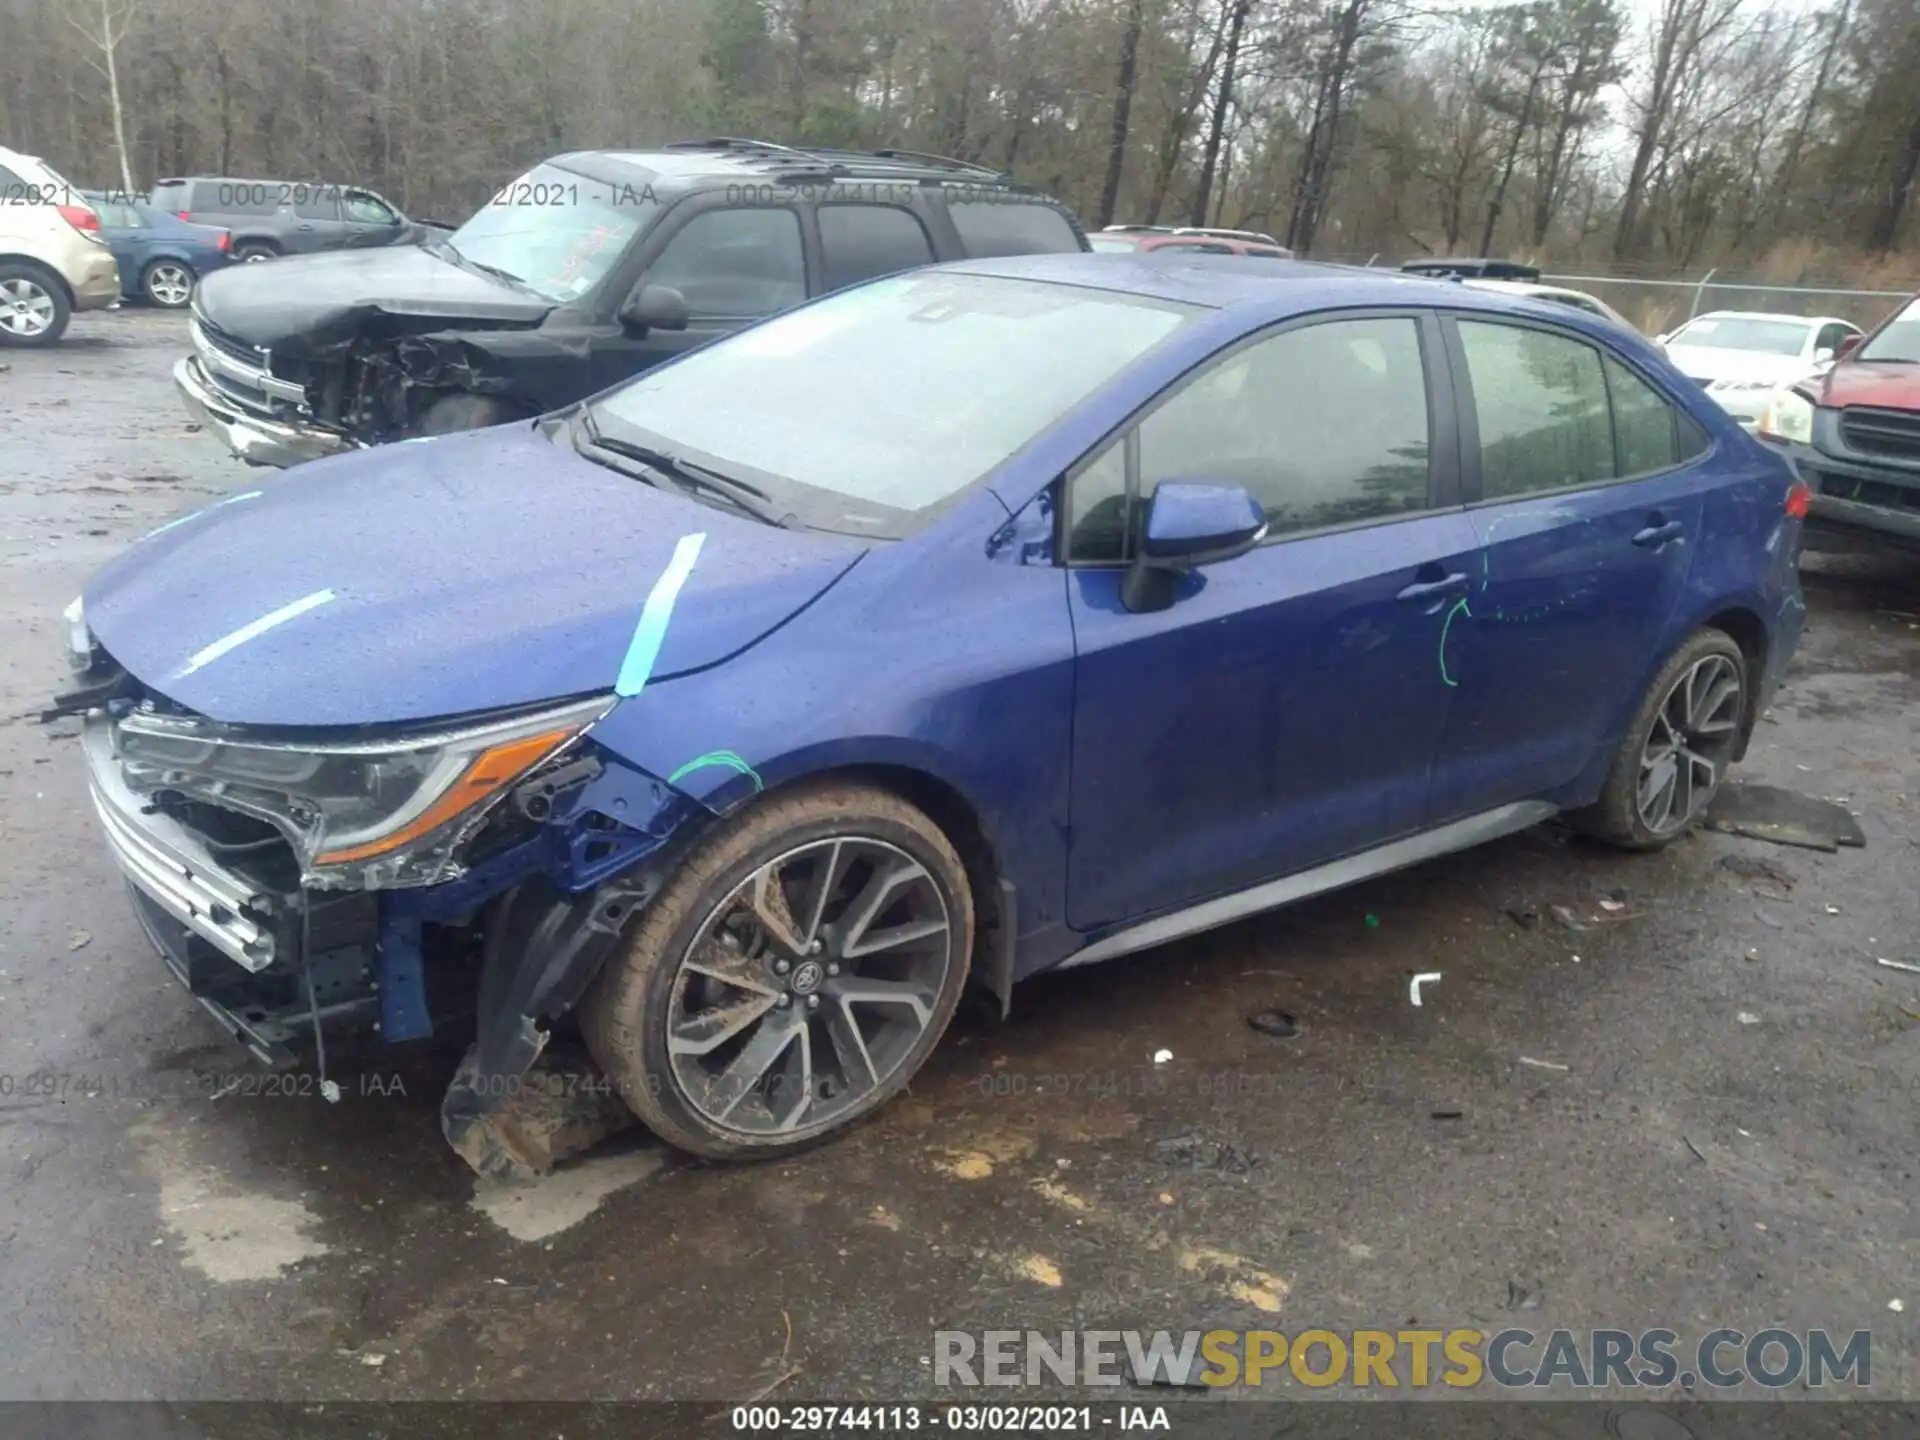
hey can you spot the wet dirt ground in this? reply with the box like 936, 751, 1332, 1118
1, 309, 1916, 1411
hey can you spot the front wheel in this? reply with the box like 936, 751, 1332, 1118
1575, 629, 1748, 850
142, 259, 196, 308
582, 783, 974, 1160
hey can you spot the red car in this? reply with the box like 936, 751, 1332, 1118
1091, 227, 1294, 260
1758, 295, 1920, 548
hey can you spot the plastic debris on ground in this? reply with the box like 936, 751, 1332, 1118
1703, 783, 1866, 852
1408, 972, 1441, 1006
1246, 1010, 1299, 1038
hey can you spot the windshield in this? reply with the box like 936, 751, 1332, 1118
588, 271, 1201, 536
445, 163, 657, 301
1858, 297, 1920, 363
1669, 316, 1811, 356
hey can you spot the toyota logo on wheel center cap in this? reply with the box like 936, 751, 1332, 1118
790, 960, 825, 995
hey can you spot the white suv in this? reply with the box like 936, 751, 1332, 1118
0, 146, 120, 346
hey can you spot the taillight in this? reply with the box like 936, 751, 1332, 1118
1785, 481, 1813, 519
217, 230, 231, 251
56, 204, 100, 234
178, 211, 192, 222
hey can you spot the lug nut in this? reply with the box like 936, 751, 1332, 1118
827, 963, 840, 977
806, 994, 820, 1010
774, 958, 791, 975
810, 939, 823, 955
776, 994, 791, 1008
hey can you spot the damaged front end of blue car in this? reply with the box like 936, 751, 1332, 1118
53, 640, 716, 1177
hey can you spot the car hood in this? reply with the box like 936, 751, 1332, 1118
1663, 346, 1808, 386
83, 427, 867, 728
1809, 359, 1920, 409
191, 242, 555, 354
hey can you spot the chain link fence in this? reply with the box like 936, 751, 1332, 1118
1317, 253, 1917, 335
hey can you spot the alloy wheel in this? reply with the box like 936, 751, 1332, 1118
146, 262, 193, 306
1636, 653, 1743, 836
0, 278, 56, 337
665, 836, 954, 1138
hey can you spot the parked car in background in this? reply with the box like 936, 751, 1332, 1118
1461, 278, 1635, 331
0, 145, 118, 346
174, 139, 1091, 467
1092, 227, 1293, 259
1758, 294, 1920, 549
148, 177, 444, 263
83, 191, 233, 308
1401, 257, 1542, 280
1657, 310, 1862, 430
62, 257, 1806, 1175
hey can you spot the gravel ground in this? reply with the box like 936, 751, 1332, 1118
0, 308, 1915, 1422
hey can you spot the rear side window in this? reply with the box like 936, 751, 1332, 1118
948, 200, 1081, 257
818, 205, 935, 292
1606, 357, 1685, 475
292, 189, 339, 221
1458, 321, 1612, 499
645, 207, 806, 319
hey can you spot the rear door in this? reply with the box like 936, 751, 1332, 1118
1065, 309, 1479, 930
288, 185, 345, 251
1424, 314, 1710, 822
814, 202, 937, 294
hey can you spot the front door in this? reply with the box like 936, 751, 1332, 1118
1064, 311, 1476, 931
1425, 316, 1709, 822
588, 204, 809, 394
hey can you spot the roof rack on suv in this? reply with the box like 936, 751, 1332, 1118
1103, 223, 1176, 233
869, 148, 1008, 179
664, 137, 1017, 186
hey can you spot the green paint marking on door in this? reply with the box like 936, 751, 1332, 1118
1439, 597, 1472, 688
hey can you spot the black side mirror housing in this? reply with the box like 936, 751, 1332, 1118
1122, 481, 1268, 613
620, 283, 690, 335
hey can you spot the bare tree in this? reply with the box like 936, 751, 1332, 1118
67, 0, 138, 193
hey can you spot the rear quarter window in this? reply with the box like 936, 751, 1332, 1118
947, 199, 1082, 257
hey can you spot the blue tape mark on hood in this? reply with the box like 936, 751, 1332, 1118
616, 533, 707, 698
144, 489, 263, 541
171, 587, 337, 682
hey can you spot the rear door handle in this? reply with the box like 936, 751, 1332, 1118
1633, 519, 1685, 548
1396, 572, 1469, 607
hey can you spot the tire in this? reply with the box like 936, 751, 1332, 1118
411, 392, 527, 437
582, 781, 975, 1161
233, 242, 278, 264
0, 261, 71, 347
1573, 628, 1748, 850
141, 258, 196, 308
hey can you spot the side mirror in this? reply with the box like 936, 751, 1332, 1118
1837, 334, 1862, 359
620, 282, 690, 334
1122, 481, 1267, 613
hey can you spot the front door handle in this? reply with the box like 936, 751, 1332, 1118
1396, 572, 1470, 608
1633, 519, 1685, 548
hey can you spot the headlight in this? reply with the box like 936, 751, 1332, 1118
63, 595, 96, 673
113, 694, 611, 890
1757, 389, 1815, 445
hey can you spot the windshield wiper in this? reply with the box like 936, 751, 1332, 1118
574, 408, 796, 528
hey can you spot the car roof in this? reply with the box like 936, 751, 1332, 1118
548, 139, 1045, 194
944, 251, 1643, 326
1682, 310, 1830, 326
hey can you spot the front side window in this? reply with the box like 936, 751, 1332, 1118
818, 204, 935, 293
645, 207, 806, 319
445, 163, 655, 302
947, 200, 1082, 257
1459, 320, 1613, 500
590, 270, 1199, 537
342, 192, 395, 225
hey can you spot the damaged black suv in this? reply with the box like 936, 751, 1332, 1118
174, 139, 1092, 467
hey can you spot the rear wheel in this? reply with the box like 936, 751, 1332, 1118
142, 259, 196, 308
233, 241, 278, 264
411, 392, 528, 437
582, 782, 974, 1161
1575, 629, 1747, 850
0, 262, 70, 347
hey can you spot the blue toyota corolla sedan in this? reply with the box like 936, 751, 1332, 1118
83, 191, 234, 308
57, 255, 1809, 1174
